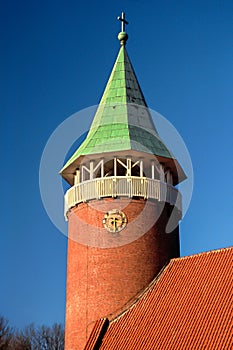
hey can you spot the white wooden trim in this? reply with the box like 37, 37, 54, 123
74, 170, 80, 185
64, 176, 182, 219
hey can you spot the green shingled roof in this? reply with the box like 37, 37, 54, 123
61, 45, 174, 174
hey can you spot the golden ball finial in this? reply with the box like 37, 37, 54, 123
118, 31, 128, 46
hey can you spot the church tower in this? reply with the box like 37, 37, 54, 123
60, 13, 186, 350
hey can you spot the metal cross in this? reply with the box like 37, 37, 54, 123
110, 216, 122, 232
117, 12, 129, 32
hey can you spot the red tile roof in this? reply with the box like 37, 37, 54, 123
86, 246, 233, 350
84, 318, 109, 350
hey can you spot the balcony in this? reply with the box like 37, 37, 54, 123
64, 176, 182, 219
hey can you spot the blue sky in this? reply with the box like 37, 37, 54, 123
1, 0, 232, 329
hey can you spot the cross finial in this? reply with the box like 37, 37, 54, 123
117, 12, 128, 32
117, 12, 129, 46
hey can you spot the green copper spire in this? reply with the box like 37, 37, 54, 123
60, 14, 184, 184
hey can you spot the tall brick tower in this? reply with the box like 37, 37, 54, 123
60, 13, 186, 350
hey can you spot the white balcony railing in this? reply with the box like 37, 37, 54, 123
64, 176, 182, 218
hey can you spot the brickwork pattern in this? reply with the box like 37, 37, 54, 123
65, 198, 180, 350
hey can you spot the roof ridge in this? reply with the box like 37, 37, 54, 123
108, 246, 233, 324
172, 246, 233, 262
109, 261, 170, 324
96, 245, 232, 349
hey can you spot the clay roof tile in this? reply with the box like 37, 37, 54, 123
86, 246, 233, 350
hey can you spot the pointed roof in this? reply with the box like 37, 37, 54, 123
85, 246, 233, 350
99, 45, 149, 107
60, 28, 186, 184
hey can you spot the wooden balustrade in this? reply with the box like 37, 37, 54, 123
64, 176, 182, 218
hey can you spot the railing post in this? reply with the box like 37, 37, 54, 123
74, 170, 80, 185
114, 158, 117, 177
151, 161, 155, 179
126, 158, 131, 177
139, 159, 143, 178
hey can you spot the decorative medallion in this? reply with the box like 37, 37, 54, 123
103, 209, 127, 233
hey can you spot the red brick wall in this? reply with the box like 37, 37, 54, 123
65, 198, 180, 350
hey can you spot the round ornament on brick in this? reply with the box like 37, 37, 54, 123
103, 209, 127, 233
